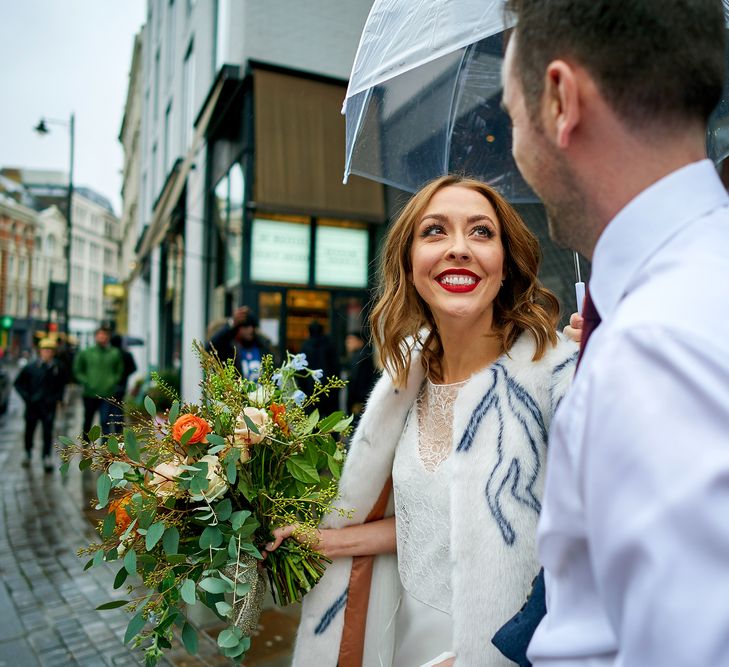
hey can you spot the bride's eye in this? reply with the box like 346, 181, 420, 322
420, 224, 445, 237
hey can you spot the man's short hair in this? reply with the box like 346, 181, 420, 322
505, 0, 725, 130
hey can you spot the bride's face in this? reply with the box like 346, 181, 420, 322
410, 185, 506, 328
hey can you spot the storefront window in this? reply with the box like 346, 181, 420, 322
315, 223, 369, 288
226, 164, 244, 287
251, 218, 310, 284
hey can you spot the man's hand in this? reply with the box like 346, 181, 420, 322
231, 306, 251, 328
563, 311, 583, 344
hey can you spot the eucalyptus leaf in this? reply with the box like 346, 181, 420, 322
124, 428, 140, 461
106, 435, 120, 455
217, 627, 242, 648
206, 433, 225, 448
180, 426, 197, 447
162, 525, 180, 555
215, 498, 232, 522
124, 612, 146, 644
242, 414, 260, 435
113, 566, 128, 590
101, 512, 117, 539
180, 578, 196, 605
108, 461, 131, 480
199, 526, 223, 549
144, 395, 157, 418
181, 622, 198, 655
96, 474, 112, 508
145, 521, 166, 551
215, 601, 233, 617
96, 599, 129, 610
88, 424, 101, 442
198, 577, 231, 594
230, 510, 251, 531
124, 548, 137, 576
58, 435, 76, 447
168, 400, 180, 424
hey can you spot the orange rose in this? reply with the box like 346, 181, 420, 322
109, 495, 133, 534
270, 402, 289, 435
172, 414, 211, 444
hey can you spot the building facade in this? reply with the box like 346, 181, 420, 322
124, 0, 382, 399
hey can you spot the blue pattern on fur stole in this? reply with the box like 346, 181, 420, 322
549, 351, 578, 415
314, 587, 348, 635
456, 364, 549, 545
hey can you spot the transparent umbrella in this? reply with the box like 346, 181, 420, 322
343, 0, 729, 311
342, 0, 533, 199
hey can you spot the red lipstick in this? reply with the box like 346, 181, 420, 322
435, 268, 481, 293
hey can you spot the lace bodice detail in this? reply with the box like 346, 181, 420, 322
392, 379, 466, 613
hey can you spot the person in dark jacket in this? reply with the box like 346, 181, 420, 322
107, 334, 138, 434
206, 306, 275, 381
73, 326, 123, 439
300, 321, 340, 414
14, 338, 67, 472
344, 330, 378, 421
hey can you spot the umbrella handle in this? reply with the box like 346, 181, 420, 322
575, 282, 586, 316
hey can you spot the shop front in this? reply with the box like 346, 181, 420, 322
205, 64, 385, 360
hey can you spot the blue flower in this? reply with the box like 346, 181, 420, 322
312, 369, 324, 383
290, 353, 308, 371
272, 371, 283, 387
292, 390, 306, 406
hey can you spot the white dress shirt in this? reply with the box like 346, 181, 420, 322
528, 160, 729, 666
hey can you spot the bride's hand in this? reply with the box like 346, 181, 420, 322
264, 525, 321, 554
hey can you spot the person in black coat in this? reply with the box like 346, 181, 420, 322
14, 338, 67, 473
300, 321, 340, 414
344, 331, 378, 421
206, 306, 276, 381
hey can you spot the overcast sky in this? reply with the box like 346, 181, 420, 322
1, 1, 147, 215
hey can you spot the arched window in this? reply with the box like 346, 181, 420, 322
46, 234, 57, 255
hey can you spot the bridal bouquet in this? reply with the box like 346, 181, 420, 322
61, 344, 350, 665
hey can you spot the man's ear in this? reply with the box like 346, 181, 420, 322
543, 60, 580, 149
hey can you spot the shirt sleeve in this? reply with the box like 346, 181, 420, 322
581, 327, 729, 666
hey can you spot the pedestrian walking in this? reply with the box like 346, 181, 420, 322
73, 326, 123, 440
501, 2, 729, 665
14, 338, 66, 473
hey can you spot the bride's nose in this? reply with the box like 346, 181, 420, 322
446, 234, 471, 262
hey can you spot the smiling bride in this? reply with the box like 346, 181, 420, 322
266, 175, 578, 667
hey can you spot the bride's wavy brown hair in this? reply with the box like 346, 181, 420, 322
371, 175, 560, 387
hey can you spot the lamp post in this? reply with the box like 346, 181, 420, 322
34, 113, 75, 335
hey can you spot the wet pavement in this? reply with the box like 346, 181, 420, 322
0, 385, 298, 666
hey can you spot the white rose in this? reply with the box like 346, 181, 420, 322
198, 454, 227, 499
149, 460, 185, 497
233, 407, 270, 446
247, 385, 273, 407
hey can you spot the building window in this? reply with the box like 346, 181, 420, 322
215, 0, 230, 71
166, 0, 176, 81
46, 234, 57, 255
104, 248, 114, 266
182, 40, 195, 150
154, 48, 161, 119
164, 102, 173, 172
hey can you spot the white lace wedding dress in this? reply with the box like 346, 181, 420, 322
391, 378, 465, 666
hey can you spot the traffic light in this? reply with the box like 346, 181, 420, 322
0, 315, 13, 330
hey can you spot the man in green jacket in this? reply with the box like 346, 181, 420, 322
73, 326, 123, 439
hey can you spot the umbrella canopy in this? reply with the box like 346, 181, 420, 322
344, 0, 729, 198
343, 0, 535, 200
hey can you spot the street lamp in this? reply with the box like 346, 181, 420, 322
34, 113, 75, 335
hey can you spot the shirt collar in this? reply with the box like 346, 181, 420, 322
590, 159, 729, 320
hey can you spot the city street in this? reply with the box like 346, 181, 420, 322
0, 383, 297, 667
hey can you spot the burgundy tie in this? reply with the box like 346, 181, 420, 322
576, 287, 602, 369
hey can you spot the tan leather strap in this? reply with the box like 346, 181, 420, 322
338, 477, 393, 667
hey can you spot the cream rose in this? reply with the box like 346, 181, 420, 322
247, 386, 273, 407
198, 454, 227, 499
233, 407, 270, 447
149, 460, 185, 496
